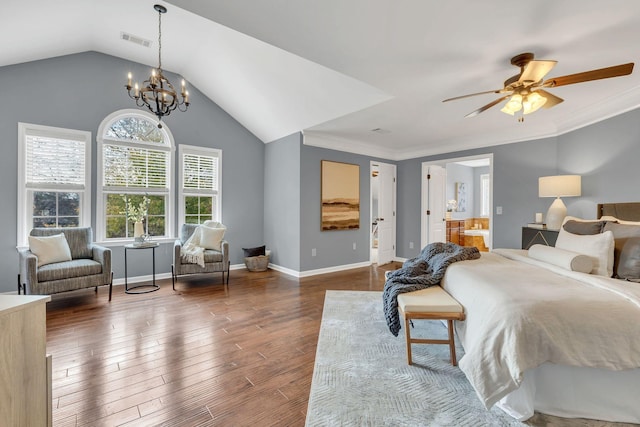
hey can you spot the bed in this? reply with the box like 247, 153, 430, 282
441, 202, 640, 423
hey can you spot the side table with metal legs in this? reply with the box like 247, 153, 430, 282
124, 243, 160, 294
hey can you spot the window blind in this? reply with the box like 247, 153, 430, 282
183, 153, 218, 191
25, 135, 85, 188
103, 144, 168, 188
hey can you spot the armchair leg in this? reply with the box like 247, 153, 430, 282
227, 261, 230, 285
17, 274, 21, 295
171, 264, 176, 290
108, 272, 113, 302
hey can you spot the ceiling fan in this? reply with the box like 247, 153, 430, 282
443, 53, 634, 122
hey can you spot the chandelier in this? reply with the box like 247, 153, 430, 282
125, 4, 189, 128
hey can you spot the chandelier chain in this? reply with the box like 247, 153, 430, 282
157, 7, 162, 71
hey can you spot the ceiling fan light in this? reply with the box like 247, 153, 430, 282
523, 92, 547, 114
500, 94, 522, 115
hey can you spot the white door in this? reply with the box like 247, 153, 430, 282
421, 164, 446, 249
376, 162, 396, 265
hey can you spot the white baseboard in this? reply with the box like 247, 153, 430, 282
268, 261, 373, 278
393, 257, 408, 263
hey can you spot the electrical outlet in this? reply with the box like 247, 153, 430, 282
409, 242, 414, 249
496, 206, 503, 215
353, 242, 356, 250
312, 248, 316, 257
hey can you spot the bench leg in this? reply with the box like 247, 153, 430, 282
448, 319, 457, 366
404, 314, 413, 365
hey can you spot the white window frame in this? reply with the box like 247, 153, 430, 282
96, 109, 175, 244
178, 145, 222, 225
17, 123, 91, 247
480, 173, 490, 217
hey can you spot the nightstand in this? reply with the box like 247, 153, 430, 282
521, 227, 559, 249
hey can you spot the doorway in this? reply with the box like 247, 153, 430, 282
421, 154, 493, 251
370, 161, 397, 265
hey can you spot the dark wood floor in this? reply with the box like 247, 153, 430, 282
46, 263, 399, 426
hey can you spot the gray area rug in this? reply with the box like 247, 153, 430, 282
306, 290, 635, 427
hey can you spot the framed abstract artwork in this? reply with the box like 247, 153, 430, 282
321, 160, 360, 231
455, 181, 466, 212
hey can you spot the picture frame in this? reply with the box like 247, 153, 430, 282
321, 160, 360, 231
455, 181, 466, 212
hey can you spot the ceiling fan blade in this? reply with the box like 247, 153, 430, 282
535, 89, 564, 109
443, 89, 504, 103
465, 95, 511, 118
542, 63, 634, 88
518, 60, 557, 84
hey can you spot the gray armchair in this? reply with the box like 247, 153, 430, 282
18, 227, 113, 300
172, 224, 230, 289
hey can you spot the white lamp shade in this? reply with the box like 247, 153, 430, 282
539, 175, 581, 230
538, 175, 581, 198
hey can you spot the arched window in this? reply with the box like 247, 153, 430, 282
97, 110, 174, 242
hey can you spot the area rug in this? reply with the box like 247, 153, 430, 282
305, 290, 632, 427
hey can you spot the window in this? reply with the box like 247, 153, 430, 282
97, 110, 174, 242
17, 123, 91, 246
179, 145, 222, 225
480, 173, 490, 217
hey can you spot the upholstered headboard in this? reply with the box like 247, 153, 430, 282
597, 202, 640, 221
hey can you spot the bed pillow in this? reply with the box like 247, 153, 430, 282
199, 225, 226, 251
528, 244, 593, 273
616, 237, 640, 282
602, 222, 640, 278
562, 220, 606, 235
243, 245, 266, 257
555, 229, 614, 277
28, 233, 73, 267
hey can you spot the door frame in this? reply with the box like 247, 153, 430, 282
370, 160, 397, 264
421, 153, 494, 250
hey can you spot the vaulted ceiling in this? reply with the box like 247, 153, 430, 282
4, 0, 640, 160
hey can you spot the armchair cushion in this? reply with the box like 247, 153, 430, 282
37, 259, 103, 282
28, 233, 72, 267
203, 249, 224, 263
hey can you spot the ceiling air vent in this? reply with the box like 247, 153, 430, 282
371, 128, 391, 134
120, 32, 152, 48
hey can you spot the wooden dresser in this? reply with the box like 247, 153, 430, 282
446, 220, 465, 245
0, 295, 51, 426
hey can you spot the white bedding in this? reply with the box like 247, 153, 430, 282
441, 249, 640, 415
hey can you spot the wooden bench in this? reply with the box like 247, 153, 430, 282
397, 286, 465, 366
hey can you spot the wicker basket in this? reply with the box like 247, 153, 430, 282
244, 254, 270, 272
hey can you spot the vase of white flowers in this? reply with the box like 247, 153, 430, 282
122, 196, 150, 239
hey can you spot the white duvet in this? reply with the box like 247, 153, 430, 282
441, 249, 640, 410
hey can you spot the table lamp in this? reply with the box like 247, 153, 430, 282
538, 175, 581, 230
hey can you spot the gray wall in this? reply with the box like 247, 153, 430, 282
557, 108, 640, 219
1, 51, 265, 291
396, 107, 640, 259
264, 133, 301, 270
299, 144, 393, 271
396, 136, 558, 259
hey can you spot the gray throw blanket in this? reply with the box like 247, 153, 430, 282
383, 242, 481, 336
